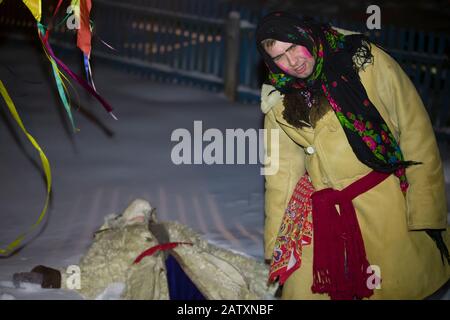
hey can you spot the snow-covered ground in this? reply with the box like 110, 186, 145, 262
0, 41, 448, 299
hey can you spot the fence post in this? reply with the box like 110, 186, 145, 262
224, 11, 240, 101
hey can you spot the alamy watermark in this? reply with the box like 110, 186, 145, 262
366, 5, 381, 30
366, 265, 382, 290
66, 265, 81, 290
170, 121, 280, 175
66, 5, 80, 30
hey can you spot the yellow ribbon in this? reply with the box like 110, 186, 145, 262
0, 80, 52, 256
22, 0, 42, 22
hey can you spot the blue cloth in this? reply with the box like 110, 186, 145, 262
165, 254, 206, 300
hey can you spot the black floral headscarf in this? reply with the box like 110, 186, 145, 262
256, 12, 421, 193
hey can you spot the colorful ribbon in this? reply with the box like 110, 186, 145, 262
77, 0, 92, 57
37, 21, 117, 119
37, 22, 77, 131
0, 0, 115, 257
0, 80, 52, 256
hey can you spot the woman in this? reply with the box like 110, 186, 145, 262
256, 12, 450, 299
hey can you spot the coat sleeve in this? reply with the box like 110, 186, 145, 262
263, 110, 306, 260
373, 46, 448, 230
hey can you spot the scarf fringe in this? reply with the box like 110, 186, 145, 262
310, 171, 389, 300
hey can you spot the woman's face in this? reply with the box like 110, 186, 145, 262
265, 40, 315, 78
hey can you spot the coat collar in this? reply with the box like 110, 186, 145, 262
260, 84, 300, 130
261, 84, 282, 114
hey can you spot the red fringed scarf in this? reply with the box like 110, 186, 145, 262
269, 170, 389, 300
311, 170, 389, 300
